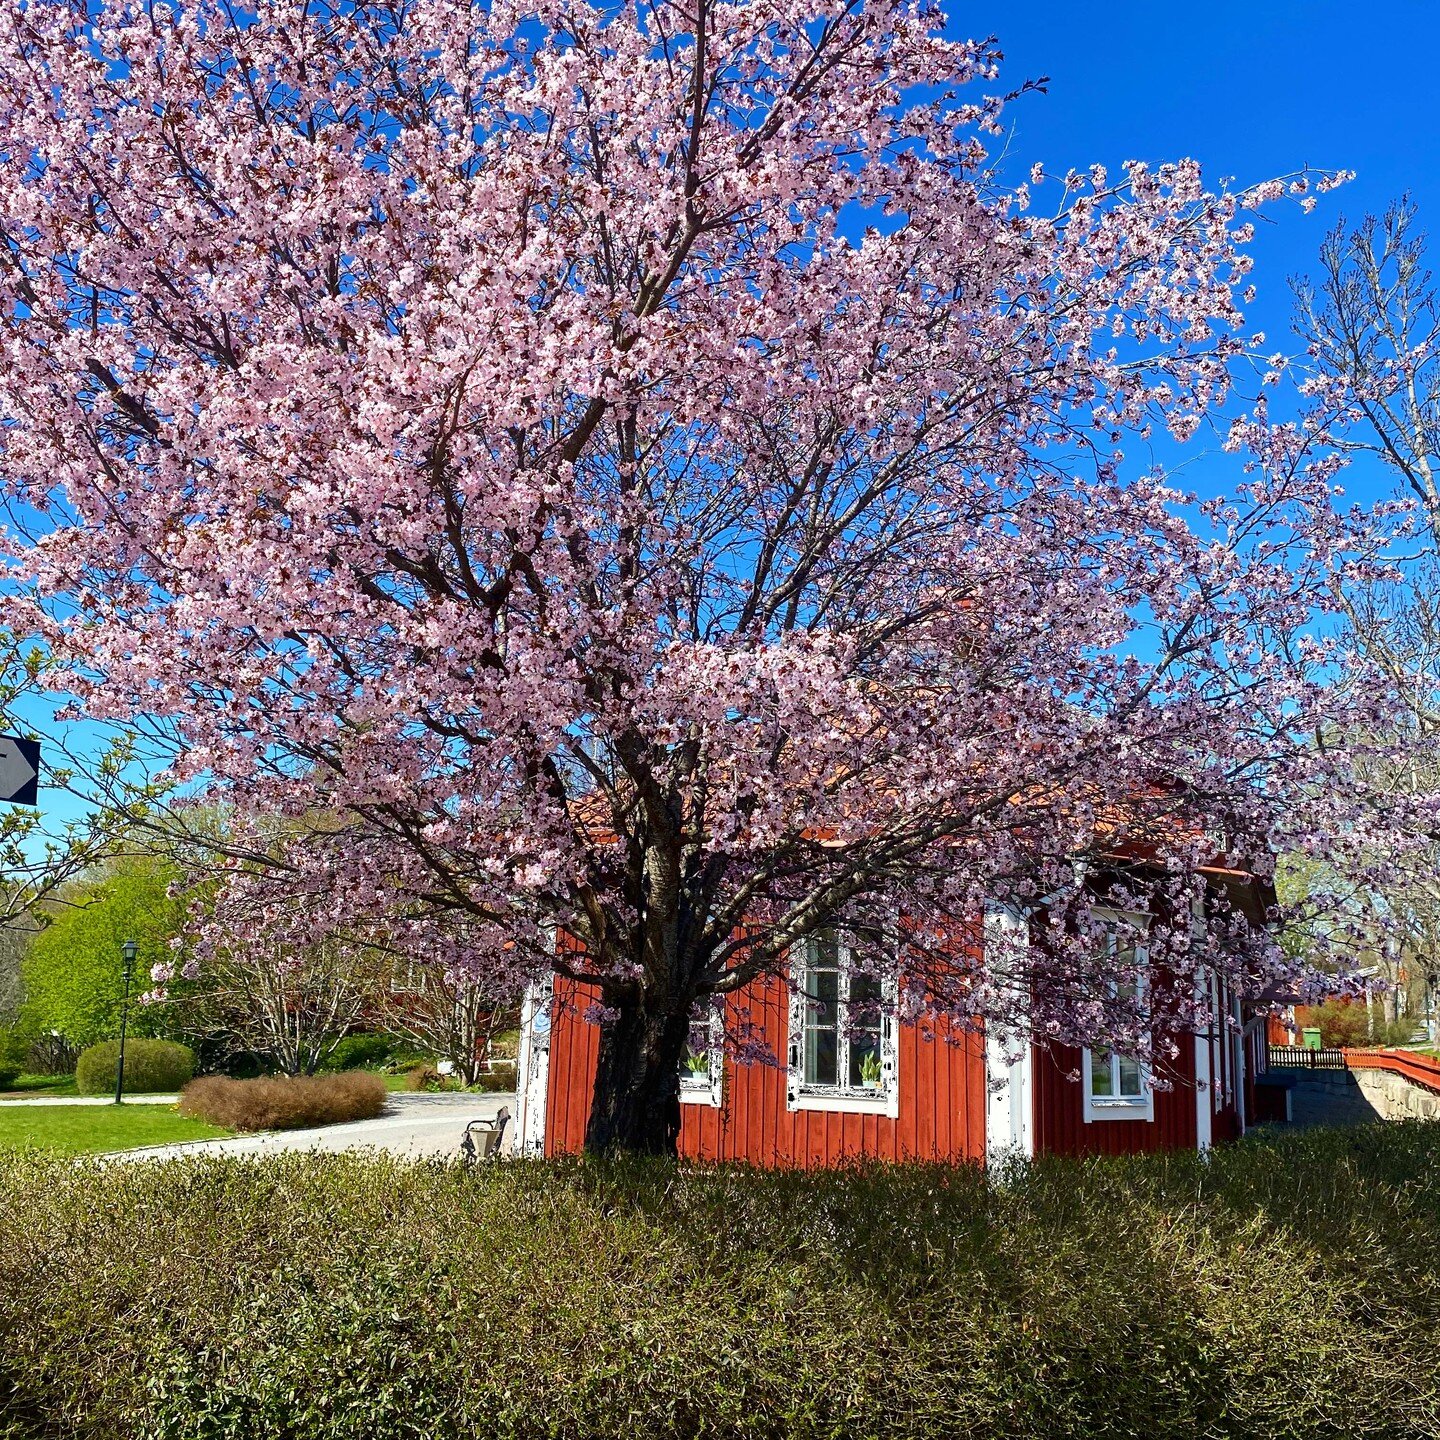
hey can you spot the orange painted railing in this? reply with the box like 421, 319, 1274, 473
1344, 1048, 1440, 1094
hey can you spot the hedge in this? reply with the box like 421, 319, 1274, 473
0, 1029, 27, 1089
74, 1039, 195, 1096
1, 1123, 1438, 1439
177, 1073, 387, 1131
477, 1061, 517, 1093
320, 1034, 393, 1072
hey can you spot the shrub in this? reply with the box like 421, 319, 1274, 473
74, 1038, 195, 1095
0, 1029, 27, 1088
177, 1071, 387, 1131
1297, 1000, 1421, 1050
25, 1030, 78, 1077
322, 1033, 393, 1071
1369, 1012, 1420, 1047
1298, 998, 1371, 1048
222, 1049, 267, 1079
2, 1124, 1440, 1437
403, 1063, 458, 1092
488, 1028, 521, 1060
477, 1061, 518, 1093
383, 1048, 431, 1074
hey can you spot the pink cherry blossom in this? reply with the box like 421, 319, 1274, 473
0, 0, 1414, 1153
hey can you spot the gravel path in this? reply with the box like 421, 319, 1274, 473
0, 1094, 180, 1106
111, 1091, 517, 1161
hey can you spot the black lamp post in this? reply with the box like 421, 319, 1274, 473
114, 938, 138, 1105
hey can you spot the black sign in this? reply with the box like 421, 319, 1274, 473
0, 734, 40, 806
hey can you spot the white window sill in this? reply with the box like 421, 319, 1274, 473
1084, 1098, 1154, 1123
788, 1088, 892, 1115
679, 1082, 719, 1107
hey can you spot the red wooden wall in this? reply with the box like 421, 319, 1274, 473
545, 975, 987, 1167
545, 976, 1250, 1164
1029, 1039, 1200, 1156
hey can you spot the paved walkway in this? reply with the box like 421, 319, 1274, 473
1, 1094, 180, 1106
113, 1090, 517, 1161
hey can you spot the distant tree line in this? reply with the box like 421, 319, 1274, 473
0, 847, 519, 1082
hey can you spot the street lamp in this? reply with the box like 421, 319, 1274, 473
114, 938, 138, 1105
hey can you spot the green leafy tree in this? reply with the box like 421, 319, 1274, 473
19, 857, 187, 1048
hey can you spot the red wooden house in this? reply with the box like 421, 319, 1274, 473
515, 864, 1273, 1166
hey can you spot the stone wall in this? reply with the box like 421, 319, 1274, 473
1264, 1061, 1440, 1127
1277, 1068, 1383, 1127
1351, 1066, 1440, 1122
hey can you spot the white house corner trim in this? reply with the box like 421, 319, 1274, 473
1194, 1026, 1213, 1153
984, 1029, 1034, 1161
983, 903, 1034, 1160
515, 974, 553, 1157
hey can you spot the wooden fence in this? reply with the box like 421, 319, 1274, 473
1267, 1044, 1440, 1095
1267, 1045, 1348, 1071
1344, 1047, 1440, 1094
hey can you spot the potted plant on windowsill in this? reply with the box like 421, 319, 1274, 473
859, 1052, 883, 1090
683, 1050, 709, 1085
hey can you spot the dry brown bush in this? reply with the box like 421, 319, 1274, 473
177, 1071, 386, 1131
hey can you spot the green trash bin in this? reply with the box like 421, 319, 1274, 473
1302, 1027, 1324, 1050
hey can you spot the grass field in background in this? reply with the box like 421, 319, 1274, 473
0, 1103, 230, 1155
0, 1074, 79, 1100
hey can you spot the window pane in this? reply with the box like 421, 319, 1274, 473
848, 971, 881, 1014
1117, 1055, 1144, 1098
848, 970, 884, 1089
1089, 1048, 1114, 1097
803, 963, 839, 1086
848, 1032, 882, 1088
805, 1026, 838, 1086
683, 1019, 710, 1082
812, 967, 839, 1011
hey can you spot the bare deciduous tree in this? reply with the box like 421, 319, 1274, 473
1297, 200, 1440, 1029
1297, 198, 1440, 539
171, 936, 381, 1077
378, 957, 520, 1086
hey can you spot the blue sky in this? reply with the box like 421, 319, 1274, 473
961, 0, 1439, 470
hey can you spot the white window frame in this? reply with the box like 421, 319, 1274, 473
678, 999, 724, 1107
786, 927, 899, 1117
1081, 909, 1155, 1123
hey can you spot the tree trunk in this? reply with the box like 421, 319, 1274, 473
584, 996, 691, 1156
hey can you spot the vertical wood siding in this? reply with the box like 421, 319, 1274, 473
544, 978, 595, 1154
1030, 1035, 1201, 1156
545, 975, 986, 1167
545, 969, 1239, 1162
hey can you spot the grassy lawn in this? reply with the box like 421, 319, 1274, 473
0, 1103, 231, 1155
0, 1073, 80, 1100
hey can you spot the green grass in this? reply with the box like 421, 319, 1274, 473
0, 1073, 79, 1100
2, 1123, 1439, 1438
0, 1102, 230, 1155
